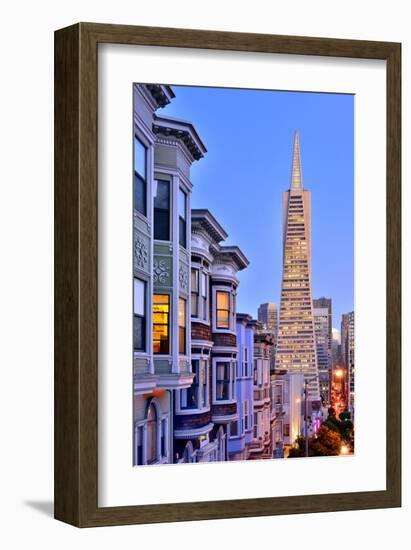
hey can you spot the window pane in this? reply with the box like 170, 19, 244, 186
191, 293, 198, 317
179, 298, 186, 327
133, 316, 145, 351
216, 291, 229, 310
154, 180, 170, 240
161, 419, 167, 457
153, 295, 169, 354
134, 173, 146, 216
178, 188, 186, 220
154, 179, 170, 210
134, 137, 146, 179
134, 278, 145, 316
179, 298, 186, 354
179, 216, 186, 248
191, 269, 199, 291
136, 426, 143, 465
216, 362, 230, 400
201, 272, 207, 298
154, 210, 170, 241
217, 310, 229, 328
146, 404, 157, 464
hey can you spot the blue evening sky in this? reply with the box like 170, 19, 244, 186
160, 86, 354, 329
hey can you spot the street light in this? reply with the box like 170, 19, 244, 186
340, 444, 349, 455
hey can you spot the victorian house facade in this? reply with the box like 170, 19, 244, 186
132, 83, 251, 465
227, 314, 256, 461
174, 210, 249, 462
133, 84, 206, 466
249, 330, 273, 459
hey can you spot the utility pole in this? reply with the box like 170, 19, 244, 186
304, 379, 309, 457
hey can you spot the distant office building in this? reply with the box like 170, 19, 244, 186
271, 371, 305, 457
341, 311, 355, 414
275, 131, 320, 402
257, 302, 278, 334
313, 307, 331, 405
257, 302, 278, 370
331, 327, 341, 368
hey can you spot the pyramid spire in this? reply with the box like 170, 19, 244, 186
290, 130, 303, 190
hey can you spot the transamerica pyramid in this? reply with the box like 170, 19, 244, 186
275, 131, 320, 402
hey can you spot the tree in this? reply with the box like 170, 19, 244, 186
310, 425, 341, 456
288, 426, 342, 458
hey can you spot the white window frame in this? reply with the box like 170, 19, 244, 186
212, 285, 236, 334
176, 356, 210, 414
212, 357, 236, 404
133, 398, 169, 466
190, 264, 210, 324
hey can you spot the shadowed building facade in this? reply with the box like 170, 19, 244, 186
275, 131, 320, 402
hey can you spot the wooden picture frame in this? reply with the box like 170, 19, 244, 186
54, 22, 401, 527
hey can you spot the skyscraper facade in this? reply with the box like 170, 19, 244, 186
313, 307, 331, 405
341, 311, 355, 414
257, 302, 278, 333
275, 132, 320, 402
257, 302, 278, 370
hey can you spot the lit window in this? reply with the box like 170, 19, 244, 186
153, 294, 170, 354
134, 137, 147, 216
133, 278, 146, 352
154, 179, 170, 240
178, 298, 186, 354
179, 188, 187, 248
216, 291, 230, 329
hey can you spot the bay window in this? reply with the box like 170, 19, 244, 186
153, 294, 170, 354
134, 136, 147, 217
133, 278, 146, 352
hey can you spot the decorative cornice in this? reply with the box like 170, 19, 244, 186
153, 114, 207, 161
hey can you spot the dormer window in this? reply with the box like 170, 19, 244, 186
134, 136, 147, 217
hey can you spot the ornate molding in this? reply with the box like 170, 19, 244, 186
153, 259, 170, 284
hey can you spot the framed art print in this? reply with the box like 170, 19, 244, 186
54, 23, 401, 527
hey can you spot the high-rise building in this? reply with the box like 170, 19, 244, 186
257, 303, 278, 333
275, 131, 320, 402
313, 297, 332, 359
341, 311, 355, 414
257, 302, 278, 370
331, 327, 341, 368
313, 307, 331, 405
